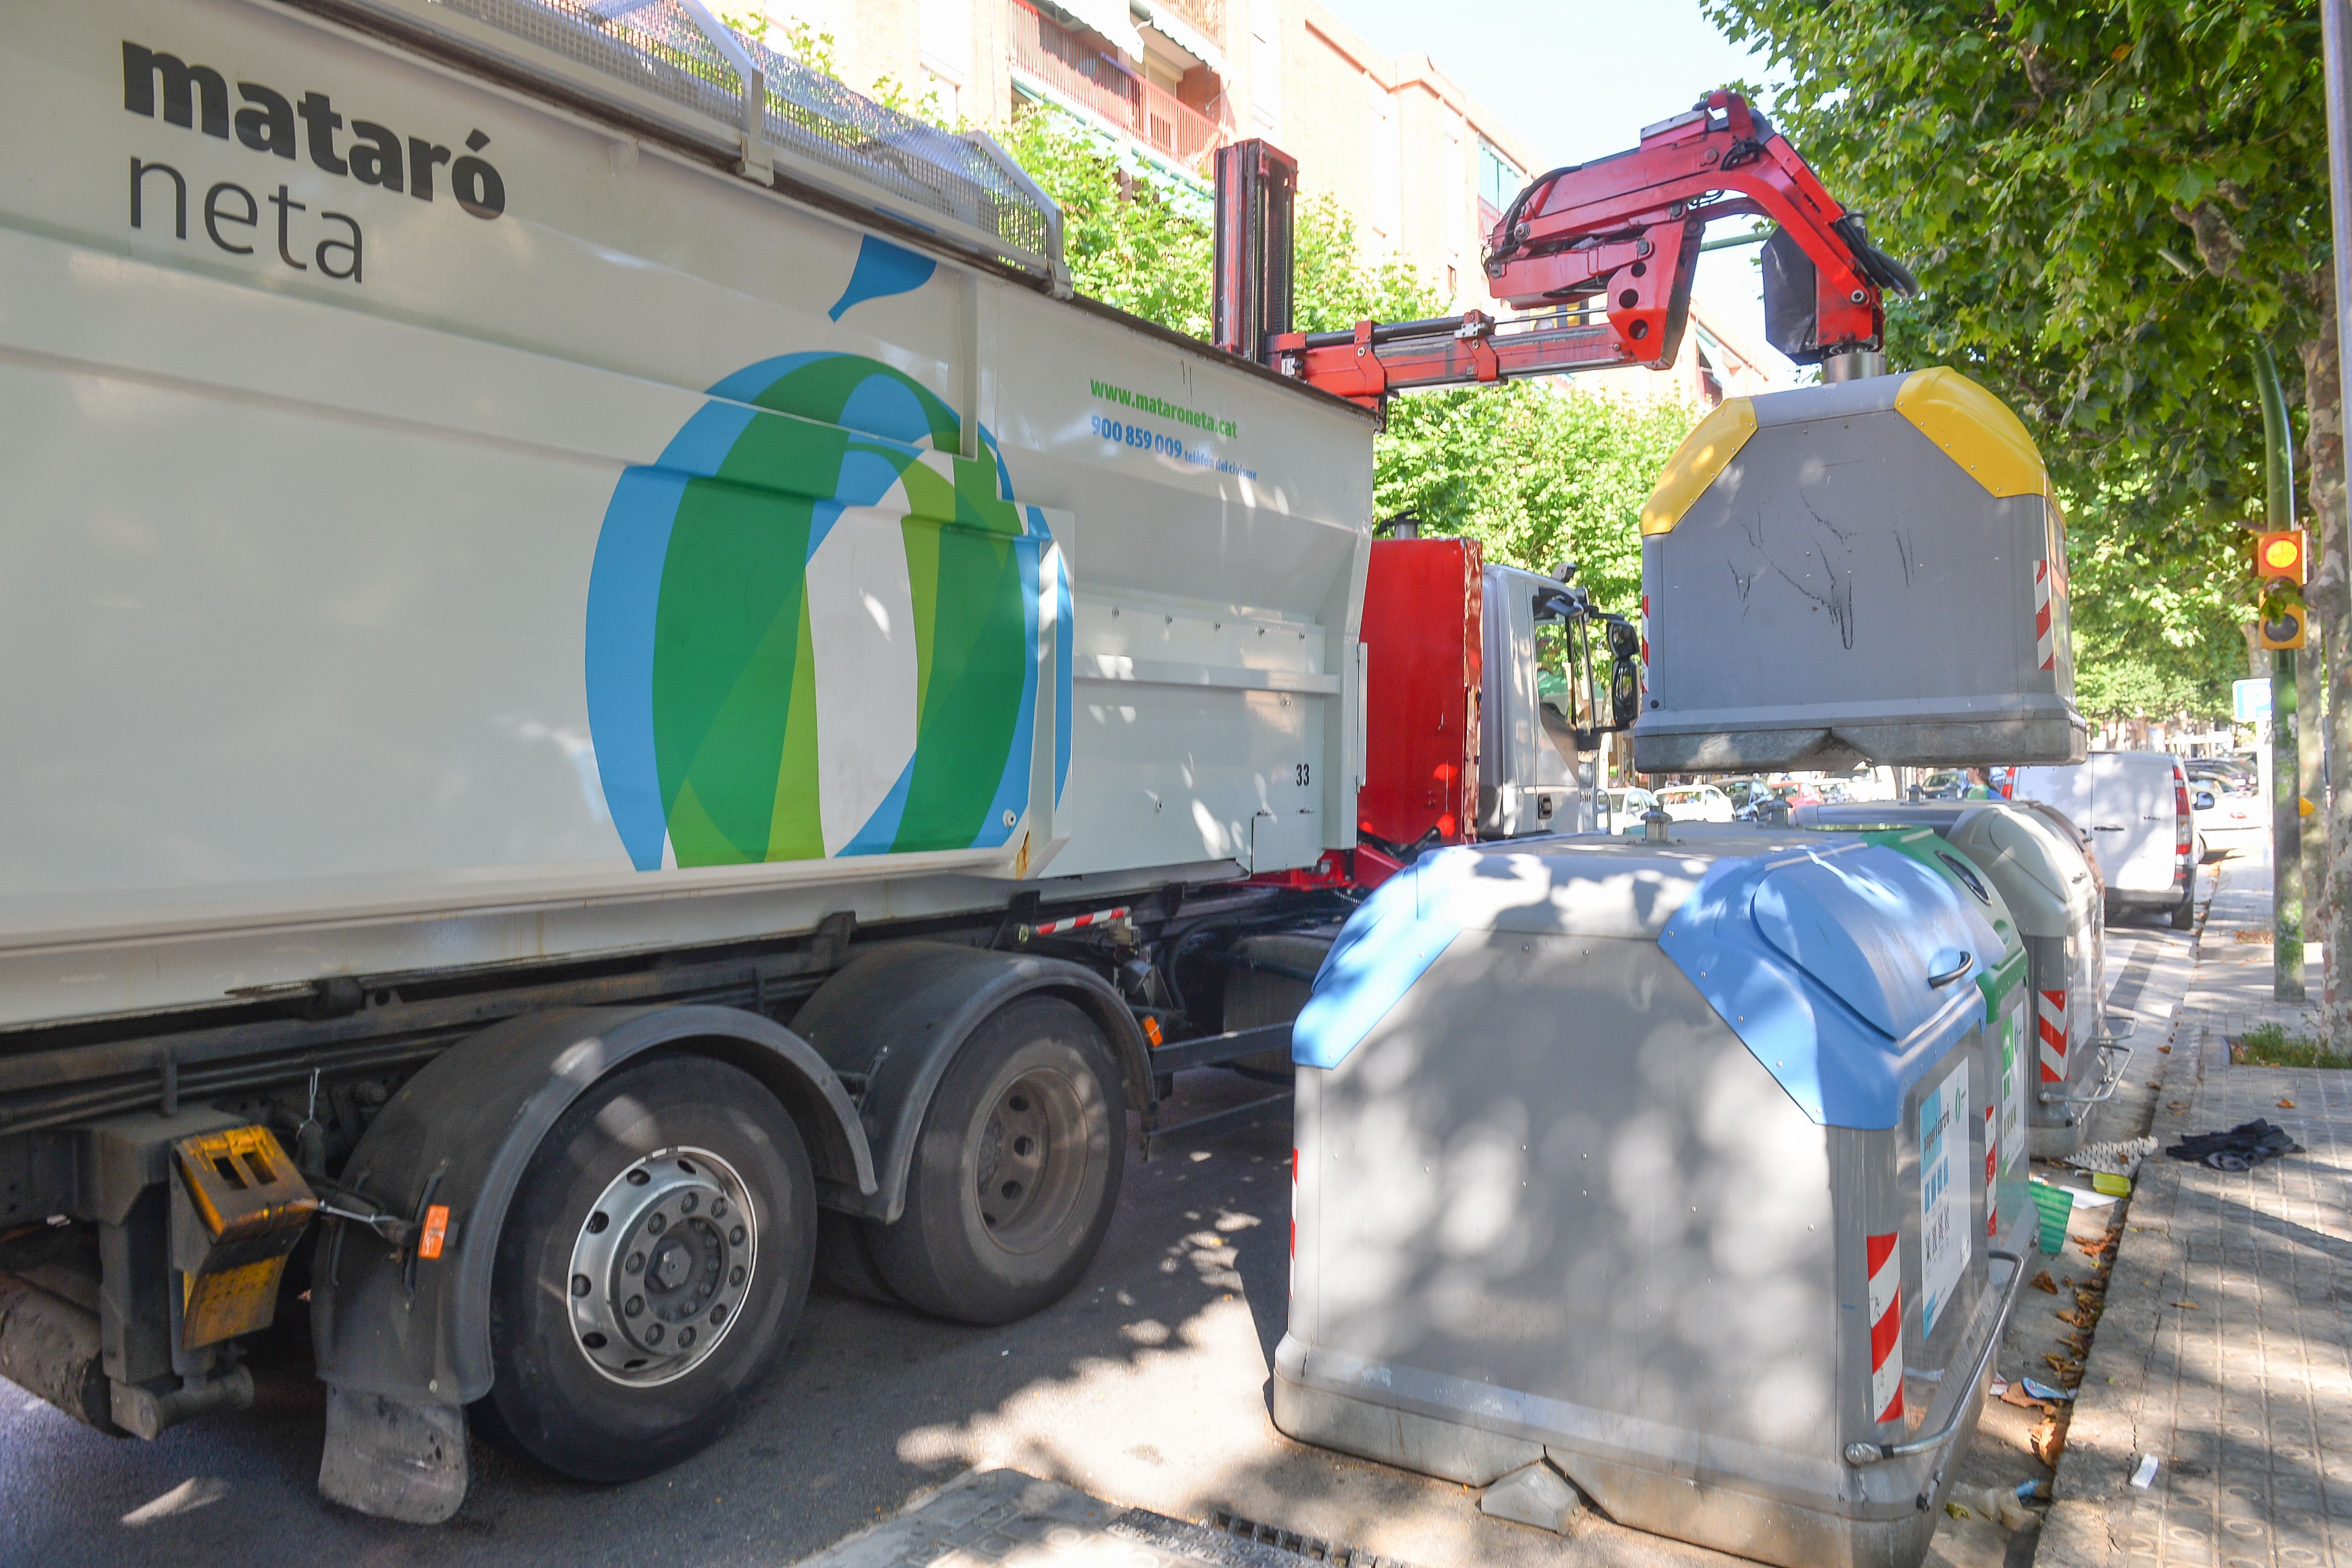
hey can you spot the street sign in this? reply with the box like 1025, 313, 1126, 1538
2234, 677, 2272, 722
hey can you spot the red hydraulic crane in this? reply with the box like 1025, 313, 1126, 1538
1215, 92, 1917, 408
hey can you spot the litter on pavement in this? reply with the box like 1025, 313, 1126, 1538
2061, 1135, 2158, 1178
2165, 1118, 2304, 1171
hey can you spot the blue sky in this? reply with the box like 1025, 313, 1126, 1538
1318, 0, 1795, 378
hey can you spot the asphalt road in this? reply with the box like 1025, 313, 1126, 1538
0, 876, 2213, 1568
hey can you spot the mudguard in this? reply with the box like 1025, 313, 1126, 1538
311, 1004, 873, 1408
789, 942, 1152, 1225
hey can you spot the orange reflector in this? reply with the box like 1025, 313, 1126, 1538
418, 1204, 451, 1260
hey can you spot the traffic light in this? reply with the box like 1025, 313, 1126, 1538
2256, 530, 2309, 585
2261, 603, 2309, 650
2255, 528, 2309, 650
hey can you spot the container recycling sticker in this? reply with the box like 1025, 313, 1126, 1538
1918, 1066, 1972, 1337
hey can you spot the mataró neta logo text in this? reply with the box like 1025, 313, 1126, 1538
119, 40, 505, 283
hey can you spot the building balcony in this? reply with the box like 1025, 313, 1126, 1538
1008, 0, 1230, 172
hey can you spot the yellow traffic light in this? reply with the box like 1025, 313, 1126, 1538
2256, 529, 2309, 585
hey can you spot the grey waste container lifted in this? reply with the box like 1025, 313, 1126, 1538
1276, 828, 2029, 1568
1797, 801, 2125, 1157
1633, 368, 2089, 774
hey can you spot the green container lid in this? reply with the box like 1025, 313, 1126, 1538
1860, 828, 2024, 1022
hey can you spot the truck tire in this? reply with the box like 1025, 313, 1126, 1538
867, 997, 1123, 1325
481, 1055, 815, 1482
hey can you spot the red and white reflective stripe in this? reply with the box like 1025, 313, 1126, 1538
1639, 593, 1652, 668
1867, 1232, 1903, 1422
2033, 560, 2056, 671
1028, 905, 1130, 937
1986, 1106, 1999, 1239
2037, 988, 2067, 1083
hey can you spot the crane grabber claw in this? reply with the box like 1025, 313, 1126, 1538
1217, 92, 1920, 410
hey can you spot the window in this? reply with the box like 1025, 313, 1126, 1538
1250, 0, 1281, 132
1477, 137, 1521, 228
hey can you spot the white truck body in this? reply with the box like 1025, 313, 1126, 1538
2012, 752, 2189, 916
0, 0, 1373, 1030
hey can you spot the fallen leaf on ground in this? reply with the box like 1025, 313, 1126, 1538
2169, 1101, 2188, 1112
2000, 1387, 2055, 1413
2171, 1301, 2198, 1309
2042, 1353, 2082, 1376
1945, 1501, 1971, 1520
2279, 1098, 2297, 1109
2158, 1046, 2172, 1054
2057, 1308, 2083, 1327
2060, 1335, 2088, 1358
2031, 1271, 2060, 1294
2029, 1415, 2068, 1466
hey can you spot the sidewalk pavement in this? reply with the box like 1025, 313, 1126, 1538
2039, 854, 2351, 1568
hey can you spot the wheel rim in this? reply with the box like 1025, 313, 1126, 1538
568, 1146, 757, 1387
973, 1067, 1090, 1255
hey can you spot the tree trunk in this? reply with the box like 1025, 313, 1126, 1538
2303, 279, 2351, 1045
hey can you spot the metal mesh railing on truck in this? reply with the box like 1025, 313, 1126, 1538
339, 0, 1067, 285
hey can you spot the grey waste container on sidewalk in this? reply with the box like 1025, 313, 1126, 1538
1796, 801, 2121, 1156
1274, 828, 2028, 1568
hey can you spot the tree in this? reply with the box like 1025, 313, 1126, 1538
1705, 0, 2345, 1034
2063, 483, 2250, 730
1374, 384, 1694, 615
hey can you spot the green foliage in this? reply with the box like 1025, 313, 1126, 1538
2232, 1021, 2351, 1068
1377, 386, 1695, 616
2060, 480, 2252, 721
1704, 0, 2326, 511
996, 107, 1217, 337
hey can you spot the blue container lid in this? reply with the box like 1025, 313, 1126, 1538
1292, 833, 2003, 1131
1657, 840, 2003, 1128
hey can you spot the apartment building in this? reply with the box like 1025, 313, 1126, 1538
756, 0, 1529, 308
754, 0, 1778, 403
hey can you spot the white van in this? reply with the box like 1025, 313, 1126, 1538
2011, 752, 2195, 927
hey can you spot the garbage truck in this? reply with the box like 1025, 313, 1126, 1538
0, 0, 1634, 1524
0, 0, 2071, 1548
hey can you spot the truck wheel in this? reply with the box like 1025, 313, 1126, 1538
481, 1056, 815, 1482
868, 997, 1123, 1325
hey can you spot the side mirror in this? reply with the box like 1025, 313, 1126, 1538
2194, 790, 2215, 811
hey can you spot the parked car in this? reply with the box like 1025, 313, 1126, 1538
2183, 756, 2258, 797
2012, 752, 2196, 927
1818, 764, 1898, 802
2190, 783, 2264, 859
1655, 783, 1736, 823
1768, 775, 1826, 808
1600, 786, 1658, 833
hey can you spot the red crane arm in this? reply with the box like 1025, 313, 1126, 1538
1268, 92, 1915, 409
